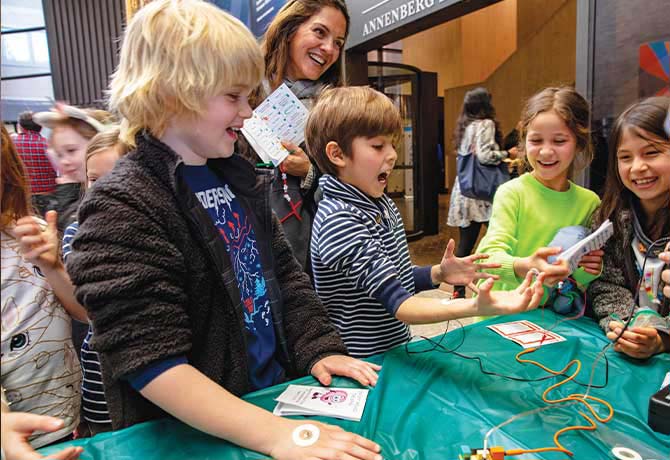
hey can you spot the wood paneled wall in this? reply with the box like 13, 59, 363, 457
460, 0, 517, 84
442, 0, 576, 189
44, 0, 125, 108
402, 0, 517, 96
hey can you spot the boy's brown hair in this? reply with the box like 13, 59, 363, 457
305, 86, 402, 176
517, 86, 593, 176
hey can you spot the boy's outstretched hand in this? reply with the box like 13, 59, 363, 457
474, 271, 546, 316
270, 419, 382, 460
310, 355, 381, 388
433, 238, 501, 286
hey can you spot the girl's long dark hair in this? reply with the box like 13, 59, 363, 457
595, 96, 670, 241
453, 87, 503, 151
596, 97, 669, 315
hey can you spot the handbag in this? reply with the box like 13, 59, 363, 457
457, 130, 510, 202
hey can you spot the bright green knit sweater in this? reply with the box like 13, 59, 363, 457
476, 173, 601, 298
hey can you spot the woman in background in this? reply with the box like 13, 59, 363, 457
447, 87, 515, 298
244, 0, 349, 275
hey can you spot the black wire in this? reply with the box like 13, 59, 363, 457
404, 318, 610, 388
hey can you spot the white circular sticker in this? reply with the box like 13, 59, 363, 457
292, 424, 320, 447
611, 447, 642, 460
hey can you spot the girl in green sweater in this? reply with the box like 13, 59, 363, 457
476, 87, 604, 300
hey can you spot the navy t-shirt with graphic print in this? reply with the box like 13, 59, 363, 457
181, 164, 284, 390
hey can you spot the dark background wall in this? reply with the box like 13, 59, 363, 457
43, 0, 125, 108
591, 0, 668, 121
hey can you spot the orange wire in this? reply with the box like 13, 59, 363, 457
501, 347, 614, 458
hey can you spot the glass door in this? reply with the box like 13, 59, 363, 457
368, 62, 423, 239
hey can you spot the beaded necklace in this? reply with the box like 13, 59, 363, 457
279, 164, 303, 223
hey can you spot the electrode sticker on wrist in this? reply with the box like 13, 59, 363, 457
292, 424, 320, 447
611, 446, 642, 460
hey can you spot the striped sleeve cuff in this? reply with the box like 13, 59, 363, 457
125, 355, 188, 391
374, 277, 413, 316
412, 265, 435, 292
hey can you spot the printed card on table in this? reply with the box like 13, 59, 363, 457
488, 320, 566, 348
241, 83, 309, 166
273, 385, 369, 421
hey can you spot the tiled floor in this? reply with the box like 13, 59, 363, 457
402, 192, 484, 337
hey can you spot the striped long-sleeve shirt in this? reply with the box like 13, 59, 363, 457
63, 222, 112, 428
311, 175, 434, 357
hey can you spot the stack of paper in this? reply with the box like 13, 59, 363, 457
241, 83, 309, 166
273, 385, 369, 421
488, 320, 566, 348
557, 219, 614, 273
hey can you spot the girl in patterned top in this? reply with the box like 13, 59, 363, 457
1, 125, 85, 455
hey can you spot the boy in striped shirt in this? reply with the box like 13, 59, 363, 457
306, 86, 547, 358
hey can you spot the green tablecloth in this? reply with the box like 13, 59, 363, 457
41, 310, 670, 459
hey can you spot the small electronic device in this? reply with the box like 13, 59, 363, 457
648, 385, 670, 434
458, 446, 505, 460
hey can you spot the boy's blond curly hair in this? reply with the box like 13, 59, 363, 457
109, 0, 263, 146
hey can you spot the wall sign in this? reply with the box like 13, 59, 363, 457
346, 0, 463, 49
639, 40, 670, 98
212, 0, 288, 37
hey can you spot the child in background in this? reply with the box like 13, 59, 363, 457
475, 87, 604, 301
1, 126, 85, 451
61, 127, 128, 436
307, 86, 546, 358
33, 104, 108, 233
66, 2, 381, 459
587, 97, 670, 358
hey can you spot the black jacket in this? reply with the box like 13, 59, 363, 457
67, 132, 347, 430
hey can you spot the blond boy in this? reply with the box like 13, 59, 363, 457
307, 86, 546, 357
66, 2, 382, 459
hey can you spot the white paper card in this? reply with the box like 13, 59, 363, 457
488, 320, 566, 349
241, 83, 309, 166
557, 219, 614, 274
273, 385, 369, 421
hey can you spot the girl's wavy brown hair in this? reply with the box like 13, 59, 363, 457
517, 86, 593, 176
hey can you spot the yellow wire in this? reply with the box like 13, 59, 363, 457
502, 347, 614, 458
